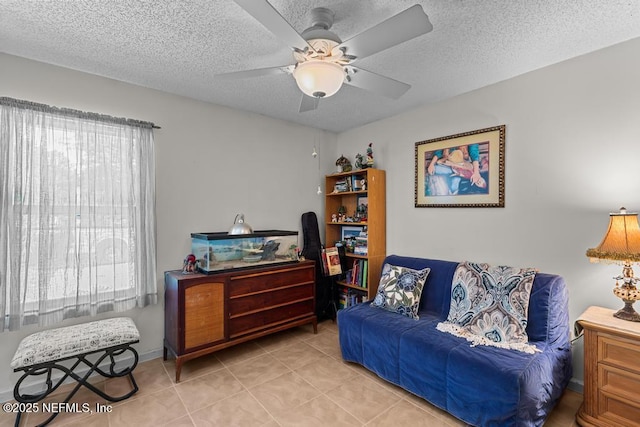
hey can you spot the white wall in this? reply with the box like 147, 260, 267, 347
337, 37, 640, 388
0, 53, 336, 400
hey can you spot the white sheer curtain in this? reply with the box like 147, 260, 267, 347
0, 97, 157, 331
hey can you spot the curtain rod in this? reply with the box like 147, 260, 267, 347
0, 97, 161, 129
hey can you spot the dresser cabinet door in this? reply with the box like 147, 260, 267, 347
184, 281, 225, 351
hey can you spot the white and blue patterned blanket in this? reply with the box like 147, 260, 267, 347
437, 261, 539, 353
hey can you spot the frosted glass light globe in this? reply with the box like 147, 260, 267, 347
293, 60, 345, 98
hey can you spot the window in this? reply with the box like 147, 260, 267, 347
0, 98, 157, 331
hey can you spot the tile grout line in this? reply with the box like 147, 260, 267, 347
225, 365, 284, 426
171, 378, 197, 427
362, 398, 406, 426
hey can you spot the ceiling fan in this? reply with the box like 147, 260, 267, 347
218, 1, 433, 112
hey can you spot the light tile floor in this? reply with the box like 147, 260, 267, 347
1, 320, 582, 426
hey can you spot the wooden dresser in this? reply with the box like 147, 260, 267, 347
164, 260, 316, 382
576, 306, 640, 426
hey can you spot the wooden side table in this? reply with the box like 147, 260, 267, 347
576, 306, 640, 426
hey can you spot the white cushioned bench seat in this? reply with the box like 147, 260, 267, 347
11, 317, 140, 426
11, 317, 139, 369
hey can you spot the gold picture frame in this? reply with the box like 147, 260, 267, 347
415, 125, 505, 207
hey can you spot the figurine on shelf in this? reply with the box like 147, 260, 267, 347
331, 213, 338, 222
366, 143, 374, 168
355, 143, 374, 169
360, 178, 366, 191
335, 155, 352, 173
338, 205, 346, 218
182, 254, 197, 274
288, 244, 300, 260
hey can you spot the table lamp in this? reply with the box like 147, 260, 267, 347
586, 207, 640, 322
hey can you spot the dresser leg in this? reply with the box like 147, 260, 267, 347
175, 358, 183, 383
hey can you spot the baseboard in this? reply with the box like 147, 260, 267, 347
567, 377, 584, 394
0, 348, 163, 403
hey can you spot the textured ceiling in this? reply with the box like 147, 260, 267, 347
1, 0, 639, 133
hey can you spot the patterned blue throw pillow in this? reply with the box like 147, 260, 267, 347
371, 263, 430, 319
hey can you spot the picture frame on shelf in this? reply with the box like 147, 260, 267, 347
414, 125, 505, 208
341, 225, 365, 241
342, 225, 366, 254
355, 196, 368, 222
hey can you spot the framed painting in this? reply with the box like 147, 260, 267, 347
414, 125, 505, 207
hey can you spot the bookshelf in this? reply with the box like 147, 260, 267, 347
325, 168, 386, 308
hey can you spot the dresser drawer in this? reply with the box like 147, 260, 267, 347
229, 265, 314, 297
599, 334, 640, 375
229, 299, 314, 338
599, 364, 640, 405
229, 282, 314, 316
597, 390, 640, 427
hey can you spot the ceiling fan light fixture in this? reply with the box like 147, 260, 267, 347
293, 60, 345, 98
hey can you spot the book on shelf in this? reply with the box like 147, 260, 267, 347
334, 178, 352, 193
346, 259, 368, 288
352, 175, 364, 191
350, 259, 358, 285
324, 246, 342, 276
320, 248, 329, 276
362, 260, 368, 289
337, 286, 368, 309
354, 236, 368, 255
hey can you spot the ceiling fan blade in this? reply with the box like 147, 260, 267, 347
234, 0, 312, 52
345, 67, 411, 99
215, 65, 291, 80
337, 5, 433, 60
299, 94, 320, 113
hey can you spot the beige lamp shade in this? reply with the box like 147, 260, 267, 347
586, 208, 640, 263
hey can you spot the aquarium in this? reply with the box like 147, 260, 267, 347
191, 230, 299, 273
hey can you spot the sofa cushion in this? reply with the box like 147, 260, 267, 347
438, 261, 538, 353
360, 306, 425, 383
526, 273, 570, 345
398, 313, 465, 410
371, 263, 430, 319
445, 339, 569, 426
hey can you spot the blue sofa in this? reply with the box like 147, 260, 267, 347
338, 255, 572, 427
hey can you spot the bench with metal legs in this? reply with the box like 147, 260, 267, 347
11, 317, 140, 427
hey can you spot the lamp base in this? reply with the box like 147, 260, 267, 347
613, 300, 640, 322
